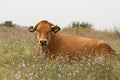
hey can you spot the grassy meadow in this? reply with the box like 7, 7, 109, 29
0, 26, 120, 80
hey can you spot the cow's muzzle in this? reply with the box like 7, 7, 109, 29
39, 40, 47, 46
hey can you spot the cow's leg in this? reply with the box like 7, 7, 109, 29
37, 46, 49, 59
37, 46, 43, 59
42, 46, 50, 59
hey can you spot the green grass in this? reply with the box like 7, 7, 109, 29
0, 26, 120, 80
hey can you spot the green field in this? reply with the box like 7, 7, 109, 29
0, 26, 120, 80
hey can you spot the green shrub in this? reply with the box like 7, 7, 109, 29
0, 21, 15, 27
70, 21, 92, 28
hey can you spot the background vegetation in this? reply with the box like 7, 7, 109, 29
69, 21, 92, 28
0, 21, 15, 27
0, 22, 120, 80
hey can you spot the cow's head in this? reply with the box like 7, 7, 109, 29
28, 20, 60, 47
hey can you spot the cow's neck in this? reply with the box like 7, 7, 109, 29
48, 32, 62, 52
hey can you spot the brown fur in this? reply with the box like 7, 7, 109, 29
28, 20, 115, 59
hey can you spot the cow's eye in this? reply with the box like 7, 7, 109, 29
36, 29, 39, 32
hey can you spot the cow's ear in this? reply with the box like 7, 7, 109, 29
28, 22, 40, 32
28, 26, 35, 32
51, 25, 61, 33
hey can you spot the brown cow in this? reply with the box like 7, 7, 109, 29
28, 20, 115, 59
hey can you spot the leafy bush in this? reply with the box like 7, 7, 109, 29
80, 22, 92, 28
70, 21, 92, 28
0, 21, 15, 27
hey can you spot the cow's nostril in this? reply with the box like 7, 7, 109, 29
40, 40, 47, 45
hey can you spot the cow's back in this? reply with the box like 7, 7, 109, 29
48, 32, 115, 59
